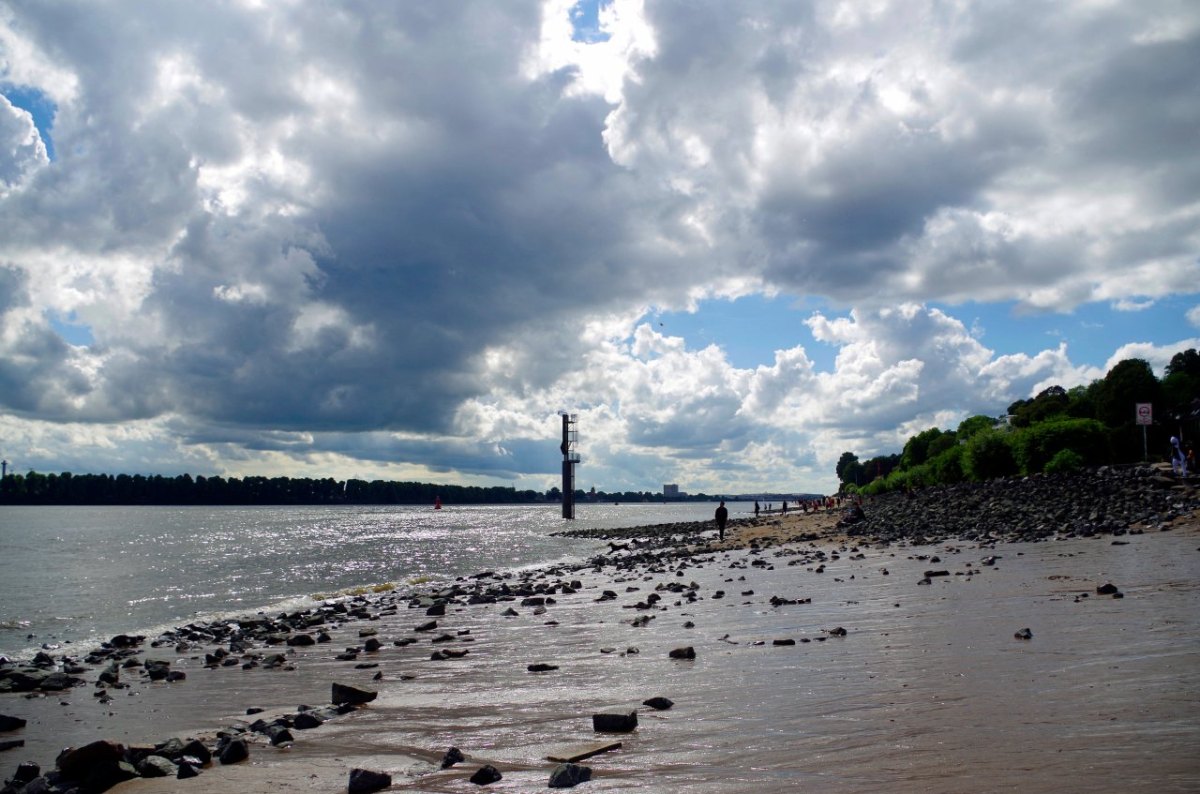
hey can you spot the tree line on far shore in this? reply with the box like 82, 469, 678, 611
838, 351, 1200, 495
0, 472, 719, 507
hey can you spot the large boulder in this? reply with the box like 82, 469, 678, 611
348, 767, 392, 793
332, 682, 377, 706
549, 762, 593, 788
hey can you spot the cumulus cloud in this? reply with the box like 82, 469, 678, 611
0, 1, 1197, 493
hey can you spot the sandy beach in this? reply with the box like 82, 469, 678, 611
2, 476, 1199, 793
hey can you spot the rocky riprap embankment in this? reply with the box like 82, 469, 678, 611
847, 465, 1198, 545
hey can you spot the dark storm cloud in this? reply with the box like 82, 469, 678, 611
1, 1, 1197, 492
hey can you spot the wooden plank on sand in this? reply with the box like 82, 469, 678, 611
545, 740, 622, 763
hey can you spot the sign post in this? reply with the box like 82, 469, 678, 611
1135, 403, 1152, 461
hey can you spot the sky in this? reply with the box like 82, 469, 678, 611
0, 0, 1198, 496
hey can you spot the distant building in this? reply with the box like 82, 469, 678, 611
663, 483, 680, 498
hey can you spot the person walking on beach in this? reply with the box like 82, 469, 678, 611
1170, 436, 1188, 476
754, 500, 760, 517
715, 500, 728, 540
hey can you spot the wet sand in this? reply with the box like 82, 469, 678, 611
2, 507, 1199, 792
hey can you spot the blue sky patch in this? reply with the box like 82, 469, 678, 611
570, 0, 611, 43
47, 310, 94, 346
2, 85, 56, 161
652, 294, 837, 371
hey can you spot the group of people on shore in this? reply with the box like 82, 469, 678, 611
712, 494, 859, 540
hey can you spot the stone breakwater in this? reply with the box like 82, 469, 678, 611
846, 464, 1199, 545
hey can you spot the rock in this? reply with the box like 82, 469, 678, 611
136, 755, 178, 778
592, 711, 638, 733
266, 725, 294, 745
426, 603, 447, 617
1014, 628, 1033, 640
528, 663, 559, 672
0, 739, 24, 752
348, 767, 392, 793
441, 746, 465, 769
643, 697, 673, 710
364, 638, 383, 652
179, 739, 211, 765
56, 739, 124, 778
469, 764, 503, 785
548, 762, 593, 788
332, 682, 378, 705
0, 714, 27, 731
415, 620, 438, 632
293, 711, 325, 729
177, 760, 202, 779
773, 638, 796, 646
286, 633, 316, 646
827, 627, 847, 637
218, 738, 249, 764
1096, 583, 1120, 595
669, 646, 696, 659
10, 761, 39, 785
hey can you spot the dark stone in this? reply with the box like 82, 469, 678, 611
136, 755, 178, 778
286, 633, 316, 646
266, 725, 294, 745
1014, 628, 1033, 640
348, 767, 392, 793
527, 663, 559, 672
56, 739, 124, 779
441, 746, 465, 768
772, 638, 796, 646
549, 762, 593, 788
0, 714, 26, 732
332, 682, 378, 705
924, 570, 950, 578
364, 638, 383, 652
180, 739, 212, 765
469, 764, 503, 785
0, 739, 24, 752
827, 627, 847, 637
593, 711, 638, 732
669, 646, 696, 659
12, 761, 40, 784
1097, 583, 1119, 595
218, 738, 249, 764
177, 760, 201, 779
643, 697, 674, 710
293, 711, 325, 729
426, 603, 446, 617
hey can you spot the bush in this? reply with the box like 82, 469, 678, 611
1012, 418, 1109, 474
1044, 449, 1084, 474
963, 429, 1018, 481
929, 444, 965, 484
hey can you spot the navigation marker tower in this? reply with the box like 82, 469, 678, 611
560, 413, 580, 519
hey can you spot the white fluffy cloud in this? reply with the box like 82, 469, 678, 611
0, 1, 1197, 493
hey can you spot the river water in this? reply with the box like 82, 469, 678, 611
0, 502, 741, 660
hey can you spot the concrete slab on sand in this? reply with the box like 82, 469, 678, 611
544, 739, 623, 763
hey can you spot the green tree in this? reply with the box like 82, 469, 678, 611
1094, 358, 1163, 428
956, 415, 995, 440
963, 429, 1018, 480
901, 428, 947, 469
836, 452, 863, 486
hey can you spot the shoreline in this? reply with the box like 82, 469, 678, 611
3, 467, 1200, 792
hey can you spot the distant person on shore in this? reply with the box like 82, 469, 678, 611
1170, 436, 1187, 476
715, 500, 728, 540
754, 500, 760, 517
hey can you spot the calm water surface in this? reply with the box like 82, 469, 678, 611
0, 502, 741, 659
